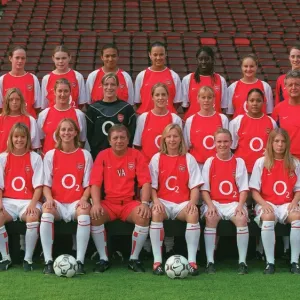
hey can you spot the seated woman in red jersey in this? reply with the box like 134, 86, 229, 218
201, 128, 249, 275
249, 128, 300, 275
275, 45, 300, 105
149, 124, 203, 276
89, 124, 151, 273
227, 54, 273, 119
0, 123, 43, 271
86, 43, 134, 105
184, 86, 228, 171
134, 41, 182, 114
40, 118, 93, 275
182, 46, 228, 120
229, 88, 277, 173
133, 82, 182, 163
0, 46, 41, 118
41, 45, 87, 109
37, 78, 86, 156
0, 88, 40, 153
272, 70, 300, 160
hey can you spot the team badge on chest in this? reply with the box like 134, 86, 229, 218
77, 163, 84, 170
117, 114, 124, 122
27, 84, 33, 91
25, 165, 31, 173
178, 164, 186, 172
128, 162, 135, 170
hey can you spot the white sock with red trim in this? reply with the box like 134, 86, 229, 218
237, 226, 249, 264
0, 226, 10, 261
150, 222, 164, 264
24, 222, 39, 263
130, 225, 149, 260
290, 220, 300, 264
91, 225, 108, 261
40, 213, 54, 263
261, 221, 275, 264
76, 215, 90, 263
204, 227, 216, 264
186, 223, 200, 263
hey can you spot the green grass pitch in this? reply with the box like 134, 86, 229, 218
0, 259, 298, 300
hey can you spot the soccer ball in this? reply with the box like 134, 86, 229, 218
53, 254, 78, 278
165, 255, 189, 279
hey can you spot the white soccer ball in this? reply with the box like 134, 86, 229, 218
165, 255, 189, 279
53, 254, 78, 278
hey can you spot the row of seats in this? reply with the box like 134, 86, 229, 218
0, 0, 299, 34
0, 30, 299, 88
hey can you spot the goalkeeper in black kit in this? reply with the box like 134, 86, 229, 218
86, 72, 136, 159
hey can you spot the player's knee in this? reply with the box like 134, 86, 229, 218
77, 207, 91, 216
205, 214, 220, 227
151, 209, 164, 222
186, 211, 199, 223
235, 214, 247, 227
261, 213, 275, 221
134, 215, 150, 227
25, 214, 40, 223
42, 206, 56, 215
289, 212, 300, 222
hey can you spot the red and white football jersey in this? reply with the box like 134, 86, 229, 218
201, 155, 249, 203
0, 72, 41, 119
181, 73, 228, 120
37, 106, 87, 155
249, 157, 300, 205
43, 148, 93, 203
150, 153, 203, 203
86, 68, 134, 105
0, 151, 43, 200
133, 111, 182, 163
89, 148, 151, 203
41, 69, 87, 109
230, 114, 277, 172
184, 112, 228, 164
227, 79, 273, 118
0, 114, 40, 153
275, 74, 288, 105
134, 67, 182, 114
272, 101, 300, 159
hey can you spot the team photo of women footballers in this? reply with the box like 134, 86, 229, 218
0, 5, 300, 300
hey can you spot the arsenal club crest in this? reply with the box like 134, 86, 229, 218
72, 82, 77, 88
178, 164, 186, 172
117, 114, 124, 122
27, 84, 33, 91
165, 79, 172, 86
214, 85, 220, 91
77, 163, 84, 170
128, 162, 135, 170
119, 84, 125, 89
25, 165, 31, 173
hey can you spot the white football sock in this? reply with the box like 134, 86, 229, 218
164, 236, 174, 252
130, 225, 149, 260
91, 225, 108, 261
143, 238, 152, 253
0, 226, 10, 261
290, 220, 300, 264
40, 213, 54, 263
283, 236, 290, 251
24, 222, 39, 263
256, 237, 264, 253
204, 227, 216, 264
76, 215, 91, 264
186, 223, 200, 263
20, 234, 25, 251
237, 226, 249, 264
261, 221, 275, 264
149, 222, 164, 264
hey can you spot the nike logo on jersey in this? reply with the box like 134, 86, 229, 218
192, 88, 197, 91
46, 122, 52, 125
107, 166, 112, 169
282, 116, 288, 119
148, 128, 152, 131
160, 170, 166, 174
241, 132, 246, 135
267, 173, 272, 176
196, 130, 201, 133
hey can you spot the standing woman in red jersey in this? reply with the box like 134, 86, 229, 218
41, 45, 87, 109
182, 46, 228, 120
86, 43, 134, 105
0, 123, 43, 271
275, 45, 300, 105
250, 128, 300, 275
0, 88, 40, 153
133, 83, 182, 163
184, 86, 228, 171
40, 118, 93, 275
37, 78, 86, 155
230, 88, 277, 173
0, 46, 41, 119
227, 54, 273, 119
134, 41, 182, 114
149, 124, 203, 276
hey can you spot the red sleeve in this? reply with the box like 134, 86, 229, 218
135, 150, 151, 187
89, 152, 104, 187
275, 78, 281, 106
271, 104, 279, 122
